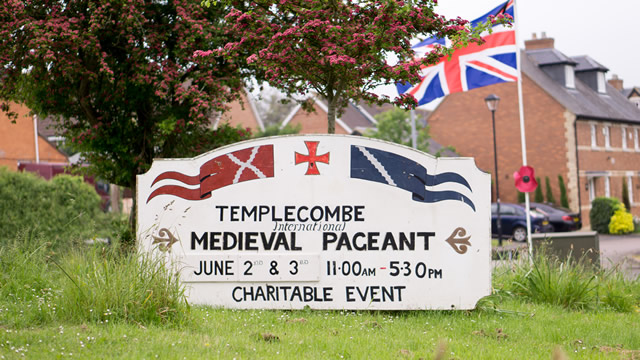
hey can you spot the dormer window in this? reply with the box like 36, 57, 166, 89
571, 55, 608, 93
597, 72, 606, 93
565, 65, 575, 88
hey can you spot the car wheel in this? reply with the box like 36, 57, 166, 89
513, 226, 527, 242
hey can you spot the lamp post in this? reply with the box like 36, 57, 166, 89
485, 94, 502, 246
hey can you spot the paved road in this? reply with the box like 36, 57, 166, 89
598, 234, 640, 278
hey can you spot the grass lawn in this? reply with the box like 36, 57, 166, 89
2, 299, 639, 359
2, 235, 639, 359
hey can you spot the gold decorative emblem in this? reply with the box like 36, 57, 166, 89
152, 228, 179, 252
445, 227, 471, 254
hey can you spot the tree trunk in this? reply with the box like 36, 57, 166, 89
327, 94, 336, 134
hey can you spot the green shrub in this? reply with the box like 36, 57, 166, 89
509, 252, 596, 310
517, 190, 525, 203
493, 247, 640, 312
0, 167, 116, 247
609, 205, 634, 234
598, 267, 638, 312
558, 175, 569, 208
590, 197, 621, 234
534, 177, 544, 202
545, 176, 556, 204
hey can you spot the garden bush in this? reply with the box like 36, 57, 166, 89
534, 177, 544, 202
545, 176, 556, 204
589, 197, 621, 234
0, 167, 119, 247
493, 247, 640, 312
609, 204, 634, 234
558, 175, 569, 208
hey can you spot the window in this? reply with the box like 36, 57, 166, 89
565, 65, 575, 88
588, 178, 596, 202
491, 204, 515, 215
605, 176, 610, 197
500, 205, 517, 216
590, 124, 597, 147
635, 128, 639, 151
603, 125, 610, 149
597, 72, 606, 93
622, 127, 627, 149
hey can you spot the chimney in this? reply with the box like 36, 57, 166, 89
525, 32, 555, 50
608, 74, 623, 91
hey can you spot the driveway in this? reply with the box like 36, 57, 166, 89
599, 234, 640, 278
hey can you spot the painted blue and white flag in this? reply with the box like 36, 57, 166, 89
350, 145, 475, 211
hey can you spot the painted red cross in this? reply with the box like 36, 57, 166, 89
295, 141, 330, 175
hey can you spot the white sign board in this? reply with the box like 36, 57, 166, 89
137, 135, 491, 310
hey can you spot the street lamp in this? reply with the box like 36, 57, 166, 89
485, 94, 502, 246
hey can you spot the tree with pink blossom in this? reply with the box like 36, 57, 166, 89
218, 0, 509, 133
0, 0, 250, 235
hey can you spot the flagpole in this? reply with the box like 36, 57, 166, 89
513, 0, 533, 262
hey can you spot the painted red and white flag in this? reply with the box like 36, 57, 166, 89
146, 145, 274, 203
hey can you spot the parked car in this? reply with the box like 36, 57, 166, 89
491, 203, 553, 242
526, 202, 582, 232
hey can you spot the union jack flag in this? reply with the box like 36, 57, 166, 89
397, 0, 517, 106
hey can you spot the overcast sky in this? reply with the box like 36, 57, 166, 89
435, 0, 639, 88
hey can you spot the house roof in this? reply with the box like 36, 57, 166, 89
526, 48, 576, 66
523, 49, 640, 123
214, 89, 265, 131
622, 87, 640, 98
571, 55, 608, 72
37, 115, 61, 138
280, 94, 454, 155
280, 95, 377, 133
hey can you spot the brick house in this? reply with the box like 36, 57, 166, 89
0, 102, 68, 170
610, 76, 640, 110
624, 87, 640, 109
281, 96, 382, 135
30, 91, 263, 213
214, 89, 265, 133
426, 35, 640, 227
278, 95, 458, 155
